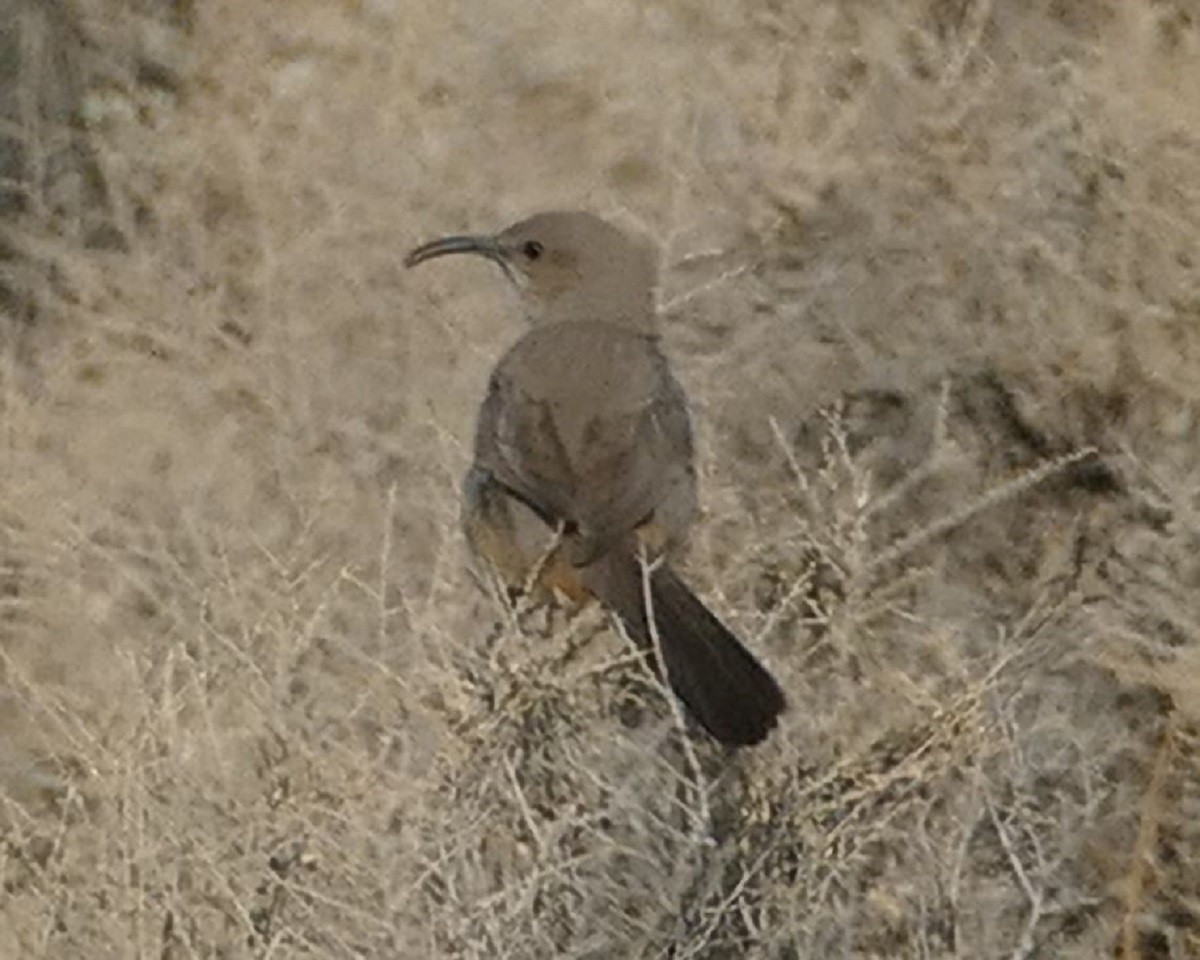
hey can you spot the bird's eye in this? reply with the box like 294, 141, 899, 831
522, 240, 544, 261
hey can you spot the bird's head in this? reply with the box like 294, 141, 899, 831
406, 211, 658, 329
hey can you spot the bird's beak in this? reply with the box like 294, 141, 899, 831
404, 233, 516, 286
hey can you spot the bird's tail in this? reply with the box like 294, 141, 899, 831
586, 553, 786, 747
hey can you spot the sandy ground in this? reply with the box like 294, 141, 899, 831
2, 1, 1199, 957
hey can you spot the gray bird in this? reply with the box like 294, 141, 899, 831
407, 211, 785, 746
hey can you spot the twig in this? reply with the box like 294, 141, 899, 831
1121, 710, 1178, 960
985, 793, 1043, 960
637, 548, 711, 843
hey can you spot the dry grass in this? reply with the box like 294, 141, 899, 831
2, 0, 1199, 957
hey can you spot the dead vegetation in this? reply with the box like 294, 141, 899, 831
2, 1, 1198, 957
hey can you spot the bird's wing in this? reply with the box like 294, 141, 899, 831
472, 323, 694, 566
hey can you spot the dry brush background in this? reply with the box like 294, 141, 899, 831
1, 1, 1199, 957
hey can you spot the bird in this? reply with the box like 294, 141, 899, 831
406, 211, 785, 747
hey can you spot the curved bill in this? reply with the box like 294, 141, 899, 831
404, 234, 505, 269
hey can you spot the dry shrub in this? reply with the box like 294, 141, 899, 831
2, 1, 1198, 957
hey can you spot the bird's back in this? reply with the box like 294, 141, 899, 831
474, 319, 695, 564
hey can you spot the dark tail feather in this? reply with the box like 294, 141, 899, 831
586, 554, 786, 747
